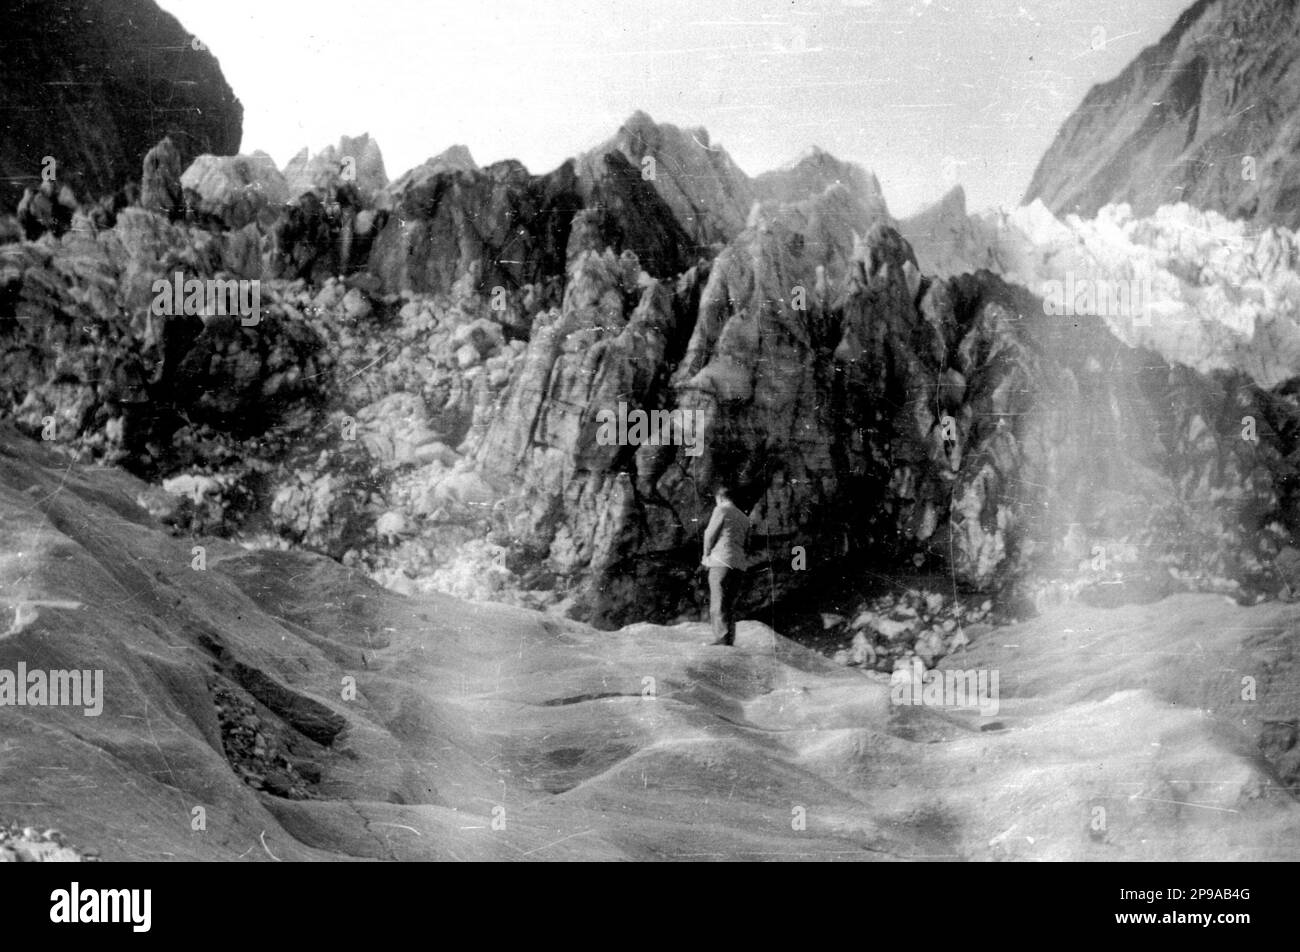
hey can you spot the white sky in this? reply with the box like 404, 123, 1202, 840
159, 0, 1190, 215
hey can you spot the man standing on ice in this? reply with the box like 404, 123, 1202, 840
701, 484, 751, 646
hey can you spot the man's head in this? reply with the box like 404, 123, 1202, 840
714, 484, 734, 505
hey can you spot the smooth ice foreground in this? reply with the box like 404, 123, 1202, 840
3, 428, 1298, 861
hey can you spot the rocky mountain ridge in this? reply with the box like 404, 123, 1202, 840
1025, 0, 1300, 229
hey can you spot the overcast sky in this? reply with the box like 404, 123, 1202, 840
159, 0, 1190, 216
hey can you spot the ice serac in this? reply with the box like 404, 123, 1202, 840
1024, 0, 1300, 228
0, 0, 243, 212
469, 177, 1050, 625
369, 159, 585, 297
368, 143, 696, 297
140, 138, 185, 220
907, 196, 1300, 392
900, 187, 1300, 606
753, 145, 892, 224
387, 145, 480, 198
370, 115, 893, 303
466, 168, 1300, 625
181, 152, 290, 229
577, 110, 756, 249
8, 101, 1297, 633
0, 199, 328, 479
283, 133, 390, 206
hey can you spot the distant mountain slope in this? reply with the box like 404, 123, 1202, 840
0, 0, 243, 211
1024, 0, 1300, 229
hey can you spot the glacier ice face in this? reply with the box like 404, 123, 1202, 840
904, 195, 1300, 389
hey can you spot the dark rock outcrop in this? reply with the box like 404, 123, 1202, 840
0, 0, 243, 213
1025, 0, 1300, 228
